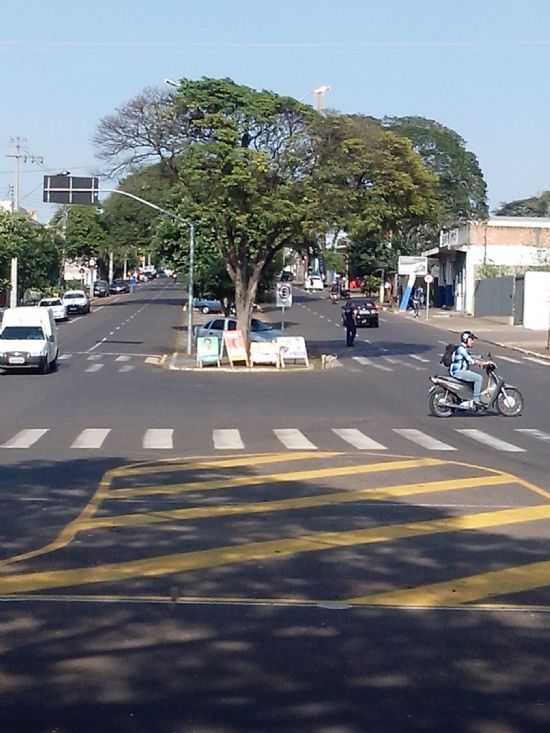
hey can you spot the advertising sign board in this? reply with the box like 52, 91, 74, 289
196, 336, 221, 368
223, 330, 249, 367
276, 336, 309, 367
398, 256, 428, 276
276, 283, 293, 308
250, 341, 281, 368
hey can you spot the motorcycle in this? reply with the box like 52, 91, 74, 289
428, 358, 524, 417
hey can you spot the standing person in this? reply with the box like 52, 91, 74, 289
412, 291, 420, 318
343, 303, 357, 347
129, 273, 137, 293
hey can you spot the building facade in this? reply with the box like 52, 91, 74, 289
424, 217, 550, 313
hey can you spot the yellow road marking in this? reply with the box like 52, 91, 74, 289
349, 559, 550, 607
79, 474, 513, 531
110, 451, 332, 478
4, 503, 550, 596
111, 457, 445, 499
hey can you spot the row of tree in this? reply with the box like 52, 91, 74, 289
91, 78, 488, 341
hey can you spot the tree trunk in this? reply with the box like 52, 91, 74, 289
231, 261, 264, 346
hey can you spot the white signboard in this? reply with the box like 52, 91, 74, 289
250, 341, 281, 368
276, 283, 293, 308
196, 336, 221, 368
277, 336, 309, 367
398, 256, 428, 276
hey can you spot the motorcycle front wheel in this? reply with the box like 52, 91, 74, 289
496, 387, 524, 417
428, 387, 455, 418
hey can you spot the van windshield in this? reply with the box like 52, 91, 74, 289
0, 326, 45, 340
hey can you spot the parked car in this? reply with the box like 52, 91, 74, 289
195, 318, 282, 343
109, 279, 130, 294
93, 280, 109, 297
38, 297, 67, 322
341, 300, 379, 328
62, 290, 90, 315
192, 296, 224, 314
304, 275, 324, 291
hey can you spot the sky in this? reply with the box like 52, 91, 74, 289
1, 0, 550, 222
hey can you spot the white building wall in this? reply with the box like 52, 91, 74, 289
464, 245, 549, 314
523, 271, 550, 330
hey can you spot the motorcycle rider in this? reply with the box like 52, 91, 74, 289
449, 331, 491, 409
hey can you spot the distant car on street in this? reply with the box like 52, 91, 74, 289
341, 300, 379, 328
93, 280, 109, 297
109, 279, 130, 294
192, 295, 224, 314
304, 275, 324, 291
62, 290, 90, 315
38, 297, 68, 322
195, 318, 282, 342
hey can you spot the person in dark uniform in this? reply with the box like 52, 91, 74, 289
343, 303, 357, 346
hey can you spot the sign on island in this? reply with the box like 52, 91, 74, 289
250, 341, 281, 368
276, 336, 309, 367
222, 330, 249, 367
196, 336, 221, 368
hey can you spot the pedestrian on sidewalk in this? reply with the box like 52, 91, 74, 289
129, 273, 137, 293
343, 303, 357, 346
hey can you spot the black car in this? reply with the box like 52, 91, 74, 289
93, 280, 109, 297
109, 279, 130, 294
341, 300, 379, 328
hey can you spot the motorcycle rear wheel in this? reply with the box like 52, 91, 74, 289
496, 388, 524, 417
428, 387, 455, 418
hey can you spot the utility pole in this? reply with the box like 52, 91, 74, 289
6, 137, 44, 212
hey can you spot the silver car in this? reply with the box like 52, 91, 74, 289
38, 297, 68, 321
195, 318, 282, 342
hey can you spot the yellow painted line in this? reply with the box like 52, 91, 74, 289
111, 457, 445, 499
4, 503, 550, 596
111, 451, 331, 478
514, 477, 550, 502
350, 559, 550, 608
80, 474, 513, 532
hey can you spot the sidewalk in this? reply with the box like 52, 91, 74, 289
395, 307, 550, 362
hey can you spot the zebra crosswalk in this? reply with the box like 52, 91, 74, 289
56, 352, 163, 374
1, 425, 549, 454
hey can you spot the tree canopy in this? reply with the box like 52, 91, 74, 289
495, 191, 550, 217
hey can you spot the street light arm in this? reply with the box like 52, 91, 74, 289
101, 189, 189, 227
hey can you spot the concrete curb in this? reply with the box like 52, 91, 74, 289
167, 352, 314, 373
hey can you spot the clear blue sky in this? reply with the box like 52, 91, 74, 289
2, 0, 549, 221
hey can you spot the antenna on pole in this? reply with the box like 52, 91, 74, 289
313, 85, 331, 113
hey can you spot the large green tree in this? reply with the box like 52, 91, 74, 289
382, 116, 488, 225
0, 212, 60, 296
496, 191, 550, 217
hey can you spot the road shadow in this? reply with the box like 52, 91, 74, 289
1, 454, 550, 732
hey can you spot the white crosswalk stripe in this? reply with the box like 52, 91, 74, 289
1, 429, 49, 449
393, 429, 457, 451
274, 429, 318, 450
85, 363, 104, 373
71, 429, 111, 449
352, 356, 393, 372
515, 429, 550, 443
87, 354, 103, 361
497, 355, 522, 364
456, 429, 526, 453
409, 354, 431, 363
118, 365, 135, 373
58, 354, 72, 361
523, 357, 550, 367
383, 357, 424, 371
332, 428, 387, 450
115, 355, 132, 362
213, 429, 245, 450
142, 429, 174, 450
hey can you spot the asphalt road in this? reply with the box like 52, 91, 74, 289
1, 281, 550, 733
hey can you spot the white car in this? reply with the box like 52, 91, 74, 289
304, 275, 324, 291
39, 297, 67, 322
0, 307, 59, 373
62, 290, 90, 315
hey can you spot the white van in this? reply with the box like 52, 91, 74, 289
0, 307, 59, 373
304, 275, 324, 291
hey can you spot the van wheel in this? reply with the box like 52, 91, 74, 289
40, 358, 50, 375
50, 356, 58, 372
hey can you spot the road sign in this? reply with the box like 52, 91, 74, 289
276, 283, 293, 308
43, 175, 100, 205
424, 274, 434, 284
398, 256, 428, 276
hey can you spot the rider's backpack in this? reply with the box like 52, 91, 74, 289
440, 343, 457, 368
